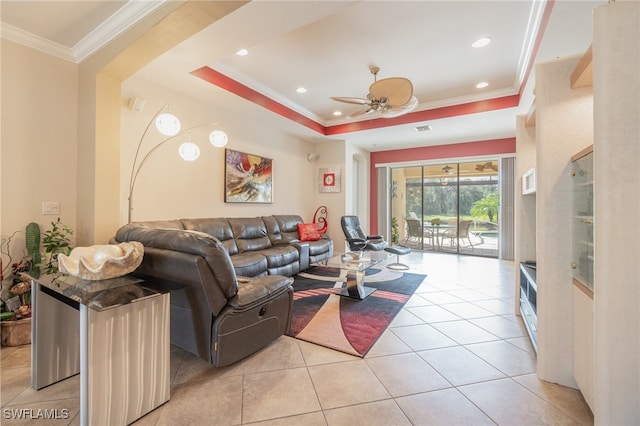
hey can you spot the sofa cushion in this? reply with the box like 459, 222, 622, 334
297, 223, 320, 241
259, 245, 299, 268
231, 252, 269, 278
181, 217, 238, 255
273, 215, 305, 242
261, 216, 284, 244
228, 217, 272, 253
308, 238, 333, 256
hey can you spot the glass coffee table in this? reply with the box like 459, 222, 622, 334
312, 251, 390, 300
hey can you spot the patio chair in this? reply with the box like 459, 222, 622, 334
441, 220, 474, 248
405, 218, 434, 248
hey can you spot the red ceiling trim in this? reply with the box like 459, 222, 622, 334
324, 95, 520, 135
191, 66, 326, 134
192, 66, 521, 137
191, 2, 554, 137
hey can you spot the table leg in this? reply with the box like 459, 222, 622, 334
32, 283, 80, 390
81, 293, 170, 426
335, 269, 377, 299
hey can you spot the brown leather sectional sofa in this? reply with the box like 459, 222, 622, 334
113, 215, 333, 366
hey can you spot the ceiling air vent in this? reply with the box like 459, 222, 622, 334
415, 125, 432, 132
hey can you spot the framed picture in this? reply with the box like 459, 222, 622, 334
225, 149, 273, 203
318, 167, 341, 193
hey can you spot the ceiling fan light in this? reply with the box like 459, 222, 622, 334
178, 142, 200, 161
155, 113, 181, 136
209, 130, 228, 147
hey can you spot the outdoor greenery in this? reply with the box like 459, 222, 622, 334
405, 178, 498, 221
470, 193, 499, 222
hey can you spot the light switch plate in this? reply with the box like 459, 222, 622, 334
42, 201, 60, 215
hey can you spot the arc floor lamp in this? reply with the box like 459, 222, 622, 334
127, 103, 228, 223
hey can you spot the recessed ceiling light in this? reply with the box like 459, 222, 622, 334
295, 87, 307, 94
236, 48, 248, 56
476, 81, 489, 89
333, 111, 342, 116
415, 125, 432, 132
472, 37, 492, 48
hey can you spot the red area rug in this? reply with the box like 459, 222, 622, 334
287, 265, 426, 357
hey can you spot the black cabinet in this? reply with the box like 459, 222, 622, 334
519, 262, 537, 352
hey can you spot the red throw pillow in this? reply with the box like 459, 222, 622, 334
298, 223, 321, 242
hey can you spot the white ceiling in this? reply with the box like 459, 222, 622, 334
1, 0, 603, 151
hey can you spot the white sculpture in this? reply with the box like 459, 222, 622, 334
58, 242, 144, 280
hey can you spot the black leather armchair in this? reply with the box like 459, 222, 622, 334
340, 215, 388, 251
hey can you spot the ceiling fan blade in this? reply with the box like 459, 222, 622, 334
330, 96, 370, 105
369, 77, 413, 107
348, 107, 375, 118
381, 96, 418, 118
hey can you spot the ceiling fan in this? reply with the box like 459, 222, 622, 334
331, 66, 418, 118
475, 161, 498, 172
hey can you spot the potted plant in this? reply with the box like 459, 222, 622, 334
0, 219, 73, 346
42, 217, 73, 275
391, 217, 400, 244
1, 230, 33, 346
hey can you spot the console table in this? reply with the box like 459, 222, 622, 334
30, 273, 170, 426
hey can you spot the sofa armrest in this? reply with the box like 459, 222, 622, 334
115, 224, 239, 300
228, 275, 293, 312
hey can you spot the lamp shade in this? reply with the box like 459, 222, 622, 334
155, 113, 181, 136
178, 142, 200, 161
209, 130, 228, 147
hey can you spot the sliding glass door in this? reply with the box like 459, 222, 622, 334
390, 160, 499, 258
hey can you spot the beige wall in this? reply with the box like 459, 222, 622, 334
314, 139, 347, 250
1, 40, 78, 259
121, 77, 318, 224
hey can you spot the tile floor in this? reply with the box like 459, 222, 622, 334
1, 251, 594, 425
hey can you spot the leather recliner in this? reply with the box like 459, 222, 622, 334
114, 224, 293, 367
340, 215, 388, 251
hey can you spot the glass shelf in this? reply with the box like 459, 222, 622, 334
572, 147, 594, 293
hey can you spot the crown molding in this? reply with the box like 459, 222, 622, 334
515, 0, 553, 89
1, 23, 75, 62
0, 0, 167, 63
73, 0, 167, 63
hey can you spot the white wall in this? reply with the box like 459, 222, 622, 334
514, 115, 537, 310
121, 77, 317, 224
534, 55, 593, 388
1, 40, 78, 265
592, 2, 640, 423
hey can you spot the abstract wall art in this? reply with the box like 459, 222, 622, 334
224, 149, 273, 203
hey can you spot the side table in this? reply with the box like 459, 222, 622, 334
30, 273, 170, 426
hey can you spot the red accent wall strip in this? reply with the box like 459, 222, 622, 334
191, 66, 521, 137
191, 66, 326, 134
325, 95, 520, 135
368, 138, 516, 234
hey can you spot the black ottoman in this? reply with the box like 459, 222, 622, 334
384, 245, 411, 270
